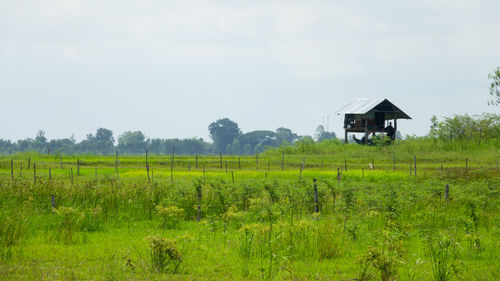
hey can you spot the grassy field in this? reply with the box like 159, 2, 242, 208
0, 140, 499, 280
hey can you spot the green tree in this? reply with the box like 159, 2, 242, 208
117, 131, 147, 154
489, 66, 500, 106
94, 128, 115, 154
208, 118, 241, 154
314, 125, 337, 142
276, 127, 298, 144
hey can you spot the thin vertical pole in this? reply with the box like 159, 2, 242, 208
60, 156, 63, 169
344, 158, 347, 172
77, 158, 80, 176
10, 159, 13, 180
170, 162, 173, 182
313, 179, 319, 213
444, 184, 450, 201
33, 163, 36, 185
414, 155, 417, 176
196, 184, 202, 222
219, 153, 223, 169
465, 158, 468, 173
337, 167, 341, 182
225, 161, 228, 173
171, 145, 175, 168
49, 168, 51, 180
231, 171, 235, 183
195, 155, 198, 169
146, 162, 150, 183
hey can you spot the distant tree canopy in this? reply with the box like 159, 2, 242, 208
314, 125, 337, 142
208, 118, 241, 154
0, 119, 309, 155
429, 113, 500, 140
488, 66, 500, 106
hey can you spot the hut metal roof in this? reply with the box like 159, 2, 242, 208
336, 98, 411, 119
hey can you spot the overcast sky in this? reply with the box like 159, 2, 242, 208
1, 0, 499, 142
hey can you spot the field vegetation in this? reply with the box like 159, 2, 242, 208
0, 136, 498, 280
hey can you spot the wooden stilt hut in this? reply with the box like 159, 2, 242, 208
336, 98, 411, 143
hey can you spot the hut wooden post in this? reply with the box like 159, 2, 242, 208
394, 117, 397, 138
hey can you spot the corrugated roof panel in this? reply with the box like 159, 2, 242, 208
336, 98, 385, 115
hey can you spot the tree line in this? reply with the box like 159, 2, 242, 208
0, 118, 337, 155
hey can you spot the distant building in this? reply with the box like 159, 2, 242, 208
336, 98, 411, 143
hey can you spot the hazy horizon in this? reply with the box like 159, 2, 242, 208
1, 0, 499, 142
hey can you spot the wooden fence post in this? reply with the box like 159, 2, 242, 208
444, 184, 449, 200
231, 171, 235, 184
337, 168, 341, 182
238, 157, 241, 170
219, 153, 223, 169
225, 161, 228, 173
196, 184, 202, 222
465, 158, 468, 173
28, 157, 31, 170
115, 150, 119, 173
49, 168, 51, 180
77, 159, 80, 176
146, 162, 150, 183
344, 158, 347, 172
11, 159, 13, 180
70, 168, 74, 184
33, 163, 36, 185
51, 195, 55, 208
313, 179, 319, 213
170, 162, 173, 182
171, 145, 175, 168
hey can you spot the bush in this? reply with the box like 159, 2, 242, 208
146, 236, 182, 273
155, 205, 184, 229
52, 206, 82, 244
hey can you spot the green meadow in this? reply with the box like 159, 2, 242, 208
0, 139, 499, 280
